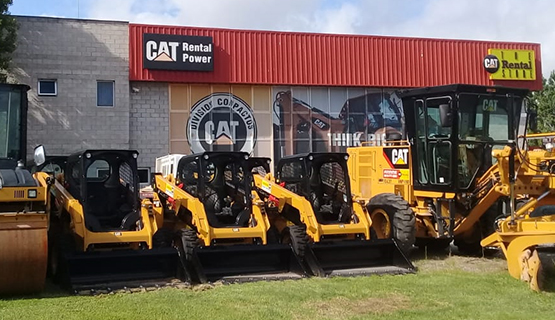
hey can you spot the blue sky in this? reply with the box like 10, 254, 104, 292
9, 0, 555, 76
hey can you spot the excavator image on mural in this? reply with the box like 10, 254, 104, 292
272, 90, 403, 160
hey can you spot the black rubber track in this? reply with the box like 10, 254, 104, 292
284, 225, 309, 261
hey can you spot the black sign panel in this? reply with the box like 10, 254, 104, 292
143, 33, 214, 72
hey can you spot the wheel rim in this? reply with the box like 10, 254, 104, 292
371, 208, 391, 239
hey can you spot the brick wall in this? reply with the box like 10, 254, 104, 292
129, 82, 169, 169
10, 16, 130, 158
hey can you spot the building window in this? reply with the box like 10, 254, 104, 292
38, 79, 57, 96
97, 81, 115, 107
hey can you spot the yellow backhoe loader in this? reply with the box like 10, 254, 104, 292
0, 84, 52, 295
153, 151, 305, 283
49, 149, 183, 291
252, 152, 414, 277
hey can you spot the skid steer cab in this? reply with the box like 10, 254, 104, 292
49, 150, 182, 291
253, 152, 414, 277
153, 151, 305, 283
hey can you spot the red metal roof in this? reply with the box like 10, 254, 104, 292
129, 24, 542, 90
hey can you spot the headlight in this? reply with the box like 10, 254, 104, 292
28, 189, 37, 198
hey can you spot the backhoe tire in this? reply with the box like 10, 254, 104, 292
367, 193, 416, 256
282, 225, 309, 261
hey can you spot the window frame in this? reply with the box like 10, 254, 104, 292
37, 79, 58, 96
96, 80, 115, 108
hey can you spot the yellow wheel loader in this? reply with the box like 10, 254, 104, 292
252, 152, 414, 277
481, 132, 555, 291
49, 150, 183, 291
0, 84, 52, 295
347, 84, 541, 256
152, 151, 305, 283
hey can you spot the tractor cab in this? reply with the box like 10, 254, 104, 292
399, 84, 529, 192
276, 153, 353, 224
64, 150, 141, 232
176, 152, 254, 228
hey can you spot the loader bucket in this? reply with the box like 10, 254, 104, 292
191, 244, 306, 283
58, 247, 182, 290
305, 239, 414, 277
0, 214, 48, 296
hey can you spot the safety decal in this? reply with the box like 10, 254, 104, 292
165, 184, 174, 198
260, 179, 272, 193
382, 169, 409, 181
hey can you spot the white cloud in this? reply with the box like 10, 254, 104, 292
84, 0, 555, 77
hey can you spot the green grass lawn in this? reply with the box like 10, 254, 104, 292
1, 255, 555, 320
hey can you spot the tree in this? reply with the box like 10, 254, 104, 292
528, 71, 555, 133
0, 0, 17, 83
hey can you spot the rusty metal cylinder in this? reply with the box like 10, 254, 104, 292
0, 214, 48, 295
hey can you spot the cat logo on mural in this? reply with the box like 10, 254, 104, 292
187, 93, 257, 153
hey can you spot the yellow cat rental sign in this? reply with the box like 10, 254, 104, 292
483, 49, 536, 81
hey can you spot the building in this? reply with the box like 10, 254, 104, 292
9, 16, 542, 170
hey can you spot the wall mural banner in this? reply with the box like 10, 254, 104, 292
271, 87, 403, 162
186, 92, 257, 153
179, 86, 404, 162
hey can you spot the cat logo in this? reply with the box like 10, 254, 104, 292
384, 148, 409, 169
187, 93, 257, 153
482, 99, 498, 112
391, 148, 408, 165
145, 40, 178, 62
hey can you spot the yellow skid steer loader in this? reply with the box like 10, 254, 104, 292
49, 150, 183, 290
153, 151, 305, 283
252, 152, 414, 277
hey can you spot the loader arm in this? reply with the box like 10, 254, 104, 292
153, 174, 270, 245
253, 174, 372, 241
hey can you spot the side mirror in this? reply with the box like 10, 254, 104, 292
439, 104, 453, 127
528, 110, 538, 133
34, 145, 46, 166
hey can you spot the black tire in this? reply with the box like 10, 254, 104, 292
415, 238, 452, 251
529, 205, 555, 218
367, 193, 416, 256
454, 236, 482, 256
46, 218, 63, 278
175, 228, 199, 282
266, 226, 280, 244
455, 207, 498, 256
152, 227, 175, 248
51, 232, 75, 287
282, 225, 309, 260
